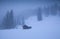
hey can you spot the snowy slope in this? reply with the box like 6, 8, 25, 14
0, 15, 60, 39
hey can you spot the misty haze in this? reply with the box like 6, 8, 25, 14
0, 0, 60, 39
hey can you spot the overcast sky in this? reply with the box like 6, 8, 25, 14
0, 0, 59, 1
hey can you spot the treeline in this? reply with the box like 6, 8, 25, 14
0, 3, 60, 29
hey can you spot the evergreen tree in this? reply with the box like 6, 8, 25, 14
58, 7, 60, 16
21, 16, 25, 25
9, 10, 14, 28
50, 3, 57, 16
2, 11, 9, 29
44, 7, 49, 17
2, 10, 14, 29
37, 8, 42, 21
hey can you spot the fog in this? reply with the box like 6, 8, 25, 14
0, 1, 59, 24
0, 1, 60, 39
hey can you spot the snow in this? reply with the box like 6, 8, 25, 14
0, 15, 60, 39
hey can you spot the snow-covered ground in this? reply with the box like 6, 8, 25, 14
0, 15, 60, 39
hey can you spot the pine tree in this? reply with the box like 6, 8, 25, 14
58, 7, 60, 16
44, 7, 49, 17
2, 11, 10, 29
9, 10, 14, 28
22, 16, 25, 25
50, 3, 57, 16
37, 8, 42, 21
2, 10, 14, 29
